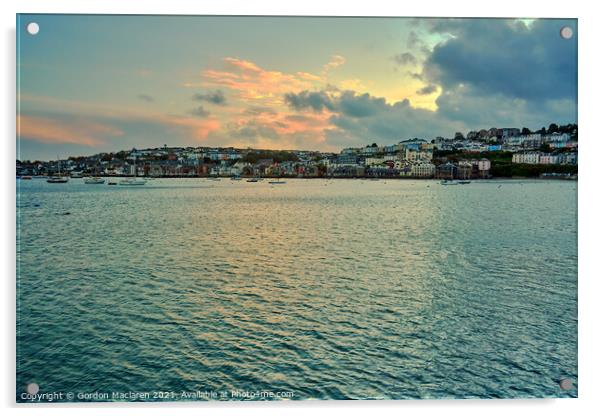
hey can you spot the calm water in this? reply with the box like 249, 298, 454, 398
16, 178, 577, 401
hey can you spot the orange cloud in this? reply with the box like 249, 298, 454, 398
197, 57, 322, 104
18, 115, 123, 146
163, 115, 221, 141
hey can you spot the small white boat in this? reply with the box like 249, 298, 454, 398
84, 177, 105, 184
440, 179, 459, 185
47, 176, 69, 183
119, 178, 146, 186
246, 177, 260, 183
119, 151, 146, 186
47, 157, 69, 183
70, 171, 84, 178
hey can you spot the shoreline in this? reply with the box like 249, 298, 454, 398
18, 175, 577, 181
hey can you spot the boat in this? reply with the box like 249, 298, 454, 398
70, 171, 84, 178
47, 176, 69, 183
458, 180, 471, 184
19, 176, 32, 180
246, 177, 260, 182
119, 152, 146, 186
119, 177, 146, 186
230, 176, 242, 181
84, 177, 105, 184
47, 157, 70, 183
440, 179, 459, 185
108, 180, 118, 185
207, 177, 221, 181
269, 179, 287, 184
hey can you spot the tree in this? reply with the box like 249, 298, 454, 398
521, 127, 532, 135
548, 123, 559, 134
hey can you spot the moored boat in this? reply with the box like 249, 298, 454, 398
119, 151, 146, 186
440, 179, 459, 185
119, 178, 146, 186
47, 157, 69, 183
47, 176, 69, 183
84, 177, 105, 184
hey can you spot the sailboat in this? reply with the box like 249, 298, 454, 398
47, 158, 69, 183
84, 162, 105, 184
119, 153, 146, 186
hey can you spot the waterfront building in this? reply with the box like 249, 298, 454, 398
435, 162, 457, 179
410, 162, 435, 178
457, 161, 473, 179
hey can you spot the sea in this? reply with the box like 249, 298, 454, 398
16, 178, 578, 401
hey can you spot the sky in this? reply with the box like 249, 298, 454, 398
17, 15, 577, 161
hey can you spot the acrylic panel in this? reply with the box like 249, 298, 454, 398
16, 14, 578, 402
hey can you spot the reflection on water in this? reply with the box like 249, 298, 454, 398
16, 178, 577, 400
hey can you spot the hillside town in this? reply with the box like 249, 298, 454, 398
17, 124, 578, 179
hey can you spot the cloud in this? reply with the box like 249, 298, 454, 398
284, 90, 334, 112
137, 94, 154, 103
392, 52, 417, 66
323, 54, 346, 75
19, 95, 222, 156
195, 57, 321, 104
189, 105, 211, 118
18, 114, 123, 146
422, 19, 577, 102
192, 90, 227, 105
244, 106, 278, 116
416, 84, 438, 95
283, 88, 466, 147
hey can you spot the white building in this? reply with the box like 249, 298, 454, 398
512, 152, 540, 164
543, 133, 571, 149
364, 157, 386, 167
404, 148, 433, 162
539, 154, 559, 165
478, 159, 491, 171
410, 162, 435, 177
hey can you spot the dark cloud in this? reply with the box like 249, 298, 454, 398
422, 19, 577, 101
284, 90, 334, 112
338, 91, 385, 118
192, 90, 227, 106
392, 52, 417, 66
416, 84, 437, 95
189, 105, 210, 118
324, 92, 466, 147
137, 94, 154, 103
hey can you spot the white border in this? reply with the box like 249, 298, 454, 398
3, 1, 601, 415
